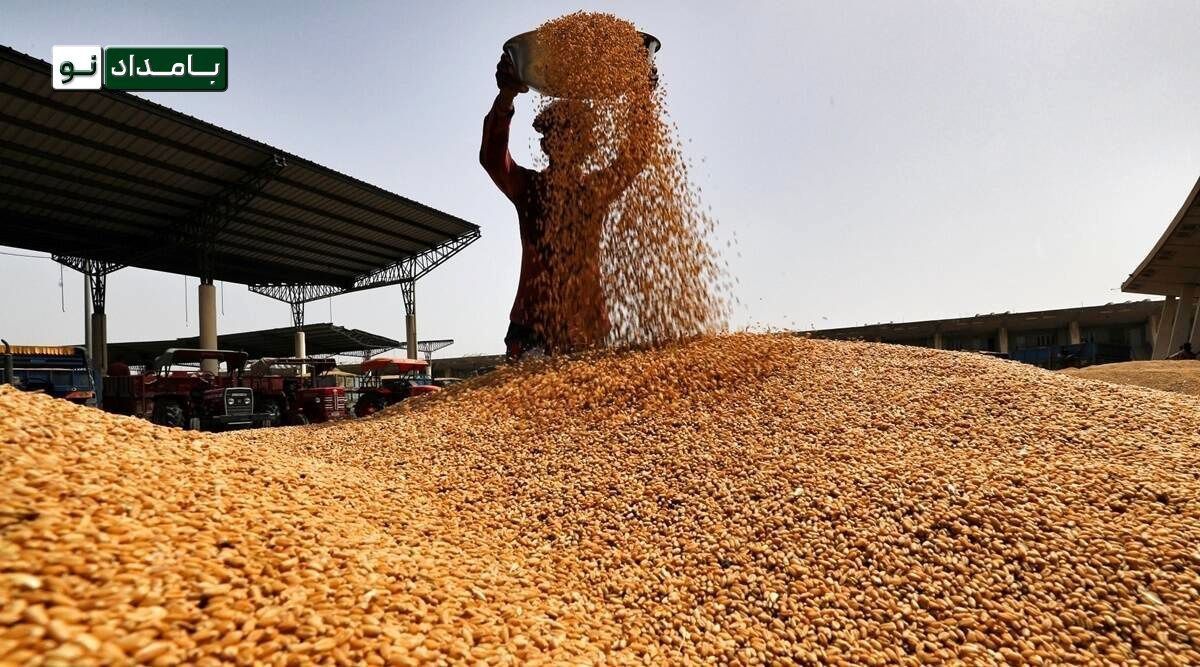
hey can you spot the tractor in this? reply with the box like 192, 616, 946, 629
245, 357, 348, 425
103, 348, 271, 431
353, 357, 440, 417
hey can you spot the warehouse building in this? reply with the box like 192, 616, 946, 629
1122, 175, 1200, 359
810, 300, 1162, 364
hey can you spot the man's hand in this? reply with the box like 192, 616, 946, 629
496, 52, 528, 95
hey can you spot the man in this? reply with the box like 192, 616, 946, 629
480, 52, 654, 360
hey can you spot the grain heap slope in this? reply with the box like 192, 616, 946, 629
250, 334, 1200, 664
5, 334, 1200, 664
1063, 359, 1200, 397
0, 387, 616, 665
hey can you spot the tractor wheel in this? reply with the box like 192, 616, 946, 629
355, 394, 388, 418
263, 399, 284, 427
152, 399, 185, 428
289, 412, 310, 426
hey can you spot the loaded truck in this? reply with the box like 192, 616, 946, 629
103, 348, 272, 431
0, 341, 96, 406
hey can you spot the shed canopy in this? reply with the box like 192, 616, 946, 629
0, 44, 478, 296
106, 323, 400, 367
1123, 176, 1200, 296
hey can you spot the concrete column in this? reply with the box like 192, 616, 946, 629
406, 315, 417, 360
294, 330, 306, 359
997, 327, 1009, 354
198, 279, 218, 373
932, 331, 943, 350
1168, 285, 1197, 356
294, 329, 307, 378
1068, 321, 1081, 345
1152, 295, 1178, 359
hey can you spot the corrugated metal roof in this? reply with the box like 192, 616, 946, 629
106, 323, 401, 366
0, 44, 479, 289
1122, 175, 1200, 297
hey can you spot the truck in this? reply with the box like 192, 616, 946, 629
103, 348, 272, 431
0, 341, 96, 406
244, 357, 348, 425
353, 357, 440, 417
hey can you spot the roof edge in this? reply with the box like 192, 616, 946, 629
1122, 174, 1200, 294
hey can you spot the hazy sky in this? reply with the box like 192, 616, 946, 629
2, 1, 1199, 356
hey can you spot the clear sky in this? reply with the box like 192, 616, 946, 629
2, 1, 1199, 356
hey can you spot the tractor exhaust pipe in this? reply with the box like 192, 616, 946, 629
2, 339, 12, 386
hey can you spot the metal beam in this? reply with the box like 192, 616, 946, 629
249, 283, 347, 304
181, 155, 286, 278
248, 228, 480, 305
400, 280, 416, 317
53, 256, 123, 310
417, 339, 454, 360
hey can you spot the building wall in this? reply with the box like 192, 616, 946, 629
828, 315, 1156, 361
1080, 323, 1152, 360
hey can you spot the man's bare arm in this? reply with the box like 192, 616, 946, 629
480, 53, 529, 200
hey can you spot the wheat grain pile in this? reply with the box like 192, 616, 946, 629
5, 334, 1200, 664
525, 12, 728, 351
1063, 360, 1200, 397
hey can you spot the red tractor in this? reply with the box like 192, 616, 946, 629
245, 357, 348, 426
353, 357, 440, 418
103, 349, 271, 431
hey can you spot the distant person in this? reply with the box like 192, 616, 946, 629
480, 52, 655, 360
1167, 342, 1197, 360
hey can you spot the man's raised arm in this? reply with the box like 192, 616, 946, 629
480, 53, 529, 201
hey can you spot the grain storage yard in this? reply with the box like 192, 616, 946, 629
4, 4, 1200, 666
4, 334, 1200, 665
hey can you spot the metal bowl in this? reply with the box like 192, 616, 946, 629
503, 30, 661, 98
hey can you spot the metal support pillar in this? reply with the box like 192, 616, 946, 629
1168, 284, 1197, 356
1153, 296, 1178, 359
91, 275, 107, 382
84, 275, 93, 360
198, 278, 218, 374
1068, 321, 1081, 345
997, 327, 1009, 354
54, 256, 122, 406
932, 331, 943, 350
401, 280, 417, 359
